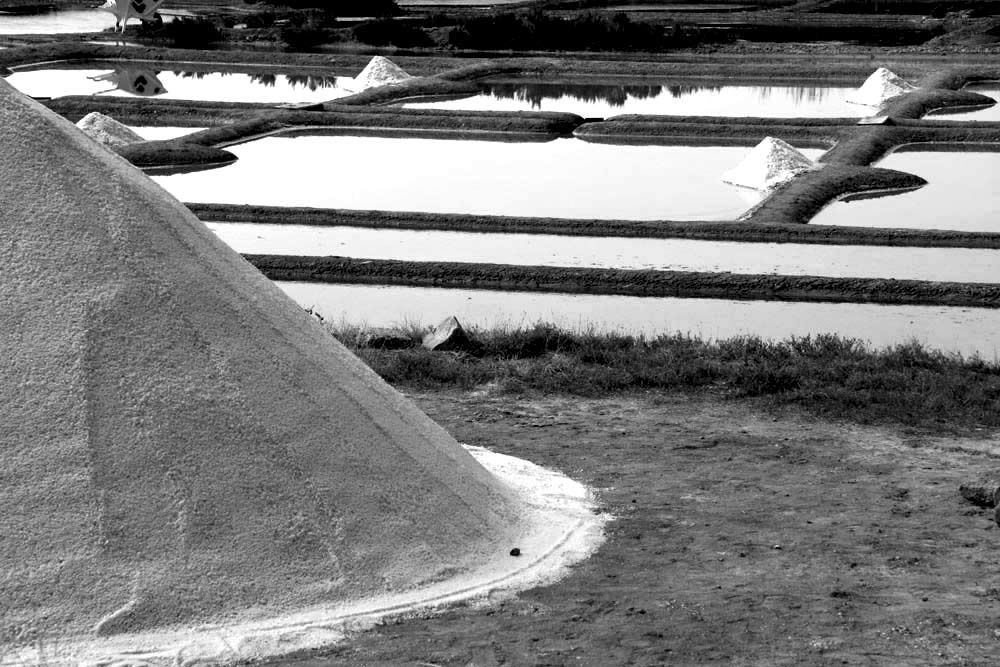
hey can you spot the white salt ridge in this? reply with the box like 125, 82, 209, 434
76, 111, 144, 147
846, 67, 917, 107
721, 136, 821, 192
349, 55, 414, 92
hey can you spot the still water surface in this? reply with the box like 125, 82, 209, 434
156, 136, 813, 220
210, 222, 1000, 283
278, 282, 1000, 359
0, 8, 190, 34
6, 68, 351, 104
810, 150, 1000, 232
405, 82, 862, 119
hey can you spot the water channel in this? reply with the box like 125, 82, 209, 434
209, 223, 1000, 283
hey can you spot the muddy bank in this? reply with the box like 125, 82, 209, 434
191, 202, 1000, 249
115, 141, 236, 173
45, 98, 584, 142
882, 87, 997, 119
245, 255, 1000, 308
744, 164, 927, 225
820, 122, 1000, 165
573, 117, 849, 148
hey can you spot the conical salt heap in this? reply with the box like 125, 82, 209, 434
846, 67, 917, 107
0, 78, 592, 661
76, 111, 145, 147
721, 136, 820, 192
350, 55, 414, 91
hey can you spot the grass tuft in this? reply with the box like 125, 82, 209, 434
328, 321, 1000, 432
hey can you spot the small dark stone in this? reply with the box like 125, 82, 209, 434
960, 477, 1000, 508
509, 547, 521, 557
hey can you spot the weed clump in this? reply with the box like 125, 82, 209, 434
328, 322, 1000, 431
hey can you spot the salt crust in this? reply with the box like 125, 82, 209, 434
846, 67, 918, 107
347, 56, 414, 92
75, 111, 144, 147
7, 446, 607, 667
721, 136, 821, 192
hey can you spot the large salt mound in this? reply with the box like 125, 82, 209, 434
847, 67, 918, 107
76, 111, 144, 147
349, 55, 414, 91
721, 136, 820, 192
0, 77, 600, 663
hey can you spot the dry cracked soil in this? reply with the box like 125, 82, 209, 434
284, 390, 1000, 666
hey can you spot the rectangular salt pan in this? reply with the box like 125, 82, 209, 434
155, 137, 825, 221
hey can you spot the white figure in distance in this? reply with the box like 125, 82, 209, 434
99, 0, 167, 33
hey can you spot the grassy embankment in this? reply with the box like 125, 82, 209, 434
331, 322, 1000, 432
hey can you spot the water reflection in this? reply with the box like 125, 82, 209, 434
5, 68, 352, 103
406, 82, 861, 118
89, 67, 166, 96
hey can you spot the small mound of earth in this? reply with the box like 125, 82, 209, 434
76, 111, 144, 147
350, 56, 414, 91
847, 67, 917, 107
721, 136, 820, 192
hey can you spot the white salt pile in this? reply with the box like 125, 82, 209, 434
0, 77, 603, 665
846, 67, 918, 107
349, 55, 414, 91
721, 136, 821, 192
76, 111, 145, 147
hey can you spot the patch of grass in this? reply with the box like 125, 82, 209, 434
329, 321, 1000, 431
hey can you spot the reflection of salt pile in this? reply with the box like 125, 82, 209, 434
349, 55, 414, 91
722, 136, 821, 192
76, 111, 144, 146
1, 78, 601, 664
847, 67, 917, 107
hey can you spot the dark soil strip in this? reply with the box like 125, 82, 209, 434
574, 117, 850, 147
882, 88, 997, 119
744, 164, 927, 225
115, 141, 236, 170
244, 255, 1000, 308
45, 97, 584, 140
191, 202, 1000, 249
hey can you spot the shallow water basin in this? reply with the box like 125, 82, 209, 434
278, 282, 1000, 359
210, 223, 1000, 283
404, 81, 861, 119
5, 68, 352, 104
155, 136, 822, 221
809, 149, 1000, 232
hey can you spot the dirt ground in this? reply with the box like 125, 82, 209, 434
285, 389, 1000, 666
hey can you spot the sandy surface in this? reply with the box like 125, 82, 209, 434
287, 390, 1000, 666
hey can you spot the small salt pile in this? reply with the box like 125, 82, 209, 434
846, 67, 917, 107
76, 111, 145, 147
349, 55, 414, 91
722, 137, 820, 192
